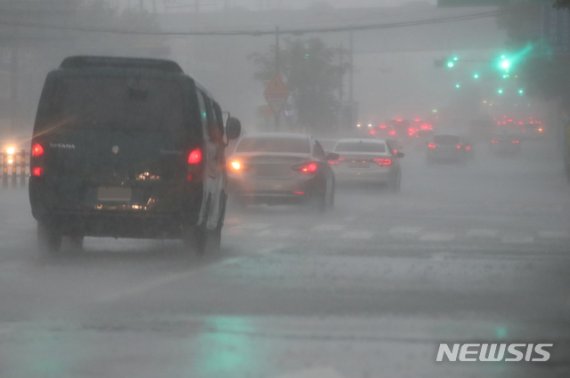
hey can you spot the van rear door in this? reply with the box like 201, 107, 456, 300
33, 73, 196, 212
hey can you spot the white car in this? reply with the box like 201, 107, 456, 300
331, 138, 404, 191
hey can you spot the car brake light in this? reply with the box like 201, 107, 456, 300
427, 142, 437, 150
31, 166, 44, 177
328, 157, 342, 166
187, 148, 202, 165
369, 129, 377, 136
296, 162, 319, 175
491, 139, 499, 144
456, 144, 462, 150
31, 143, 44, 158
464, 145, 472, 152
512, 139, 520, 144
388, 130, 397, 136
373, 157, 393, 167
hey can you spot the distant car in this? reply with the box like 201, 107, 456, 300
227, 133, 336, 211
490, 130, 522, 155
331, 138, 403, 191
29, 56, 242, 255
426, 134, 469, 163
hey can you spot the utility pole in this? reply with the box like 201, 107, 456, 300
274, 26, 281, 129
348, 30, 354, 128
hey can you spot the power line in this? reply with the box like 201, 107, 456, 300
0, 9, 501, 37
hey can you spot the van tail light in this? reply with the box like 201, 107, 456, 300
31, 143, 45, 158
187, 148, 203, 165
373, 157, 393, 167
31, 167, 44, 177
295, 161, 319, 175
427, 142, 437, 150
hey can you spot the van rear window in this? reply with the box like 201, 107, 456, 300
43, 76, 185, 133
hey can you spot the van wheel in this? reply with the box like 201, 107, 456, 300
37, 222, 62, 255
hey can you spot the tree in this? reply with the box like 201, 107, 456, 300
251, 37, 348, 133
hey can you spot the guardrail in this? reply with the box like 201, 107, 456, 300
0, 150, 28, 188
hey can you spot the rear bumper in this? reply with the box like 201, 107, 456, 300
35, 211, 199, 238
333, 167, 394, 183
228, 175, 319, 202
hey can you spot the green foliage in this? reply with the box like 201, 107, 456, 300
251, 38, 348, 132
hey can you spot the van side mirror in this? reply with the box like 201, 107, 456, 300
226, 117, 241, 140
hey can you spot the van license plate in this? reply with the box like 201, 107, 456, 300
97, 187, 132, 202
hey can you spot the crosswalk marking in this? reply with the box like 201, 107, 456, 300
313, 224, 345, 232
389, 226, 422, 238
501, 234, 535, 244
538, 230, 570, 240
341, 230, 374, 240
419, 232, 456, 242
466, 229, 499, 238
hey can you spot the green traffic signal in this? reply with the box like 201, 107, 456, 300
472, 72, 480, 80
498, 55, 512, 72
497, 88, 504, 95
518, 88, 525, 96
454, 82, 462, 89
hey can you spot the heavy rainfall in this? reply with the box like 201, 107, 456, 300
0, 0, 570, 377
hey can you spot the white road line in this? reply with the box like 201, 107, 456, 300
419, 232, 456, 242
341, 230, 374, 240
257, 228, 295, 238
389, 226, 422, 238
277, 367, 345, 378
313, 224, 345, 232
538, 230, 570, 240
465, 229, 499, 238
501, 234, 535, 244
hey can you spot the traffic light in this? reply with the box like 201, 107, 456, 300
497, 88, 504, 95
497, 55, 512, 73
446, 55, 459, 69
472, 72, 480, 80
518, 88, 525, 96
454, 82, 462, 89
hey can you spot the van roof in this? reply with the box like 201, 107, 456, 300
60, 56, 183, 74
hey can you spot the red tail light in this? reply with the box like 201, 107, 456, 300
388, 130, 397, 136
456, 144, 463, 150
464, 145, 472, 152
369, 129, 377, 136
31, 143, 44, 158
427, 142, 437, 150
373, 157, 393, 167
328, 157, 342, 166
512, 139, 520, 144
187, 148, 203, 165
296, 162, 319, 175
31, 166, 44, 177
491, 139, 499, 144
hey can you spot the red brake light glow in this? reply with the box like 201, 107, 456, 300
31, 143, 44, 158
373, 157, 393, 167
512, 139, 520, 144
32, 166, 44, 177
388, 130, 397, 136
297, 162, 319, 175
464, 145, 472, 152
491, 139, 499, 144
187, 148, 203, 165
456, 144, 463, 150
427, 142, 437, 150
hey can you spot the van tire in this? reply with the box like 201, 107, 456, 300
37, 222, 62, 255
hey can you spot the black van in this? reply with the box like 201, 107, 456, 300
29, 56, 241, 255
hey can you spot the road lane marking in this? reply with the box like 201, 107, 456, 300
501, 234, 535, 244
419, 232, 456, 242
276, 367, 345, 378
341, 230, 374, 240
313, 224, 344, 232
465, 229, 499, 238
538, 230, 570, 240
389, 226, 422, 239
